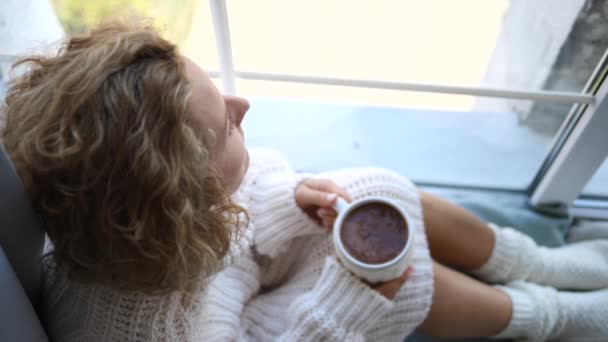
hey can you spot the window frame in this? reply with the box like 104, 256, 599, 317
208, 0, 608, 217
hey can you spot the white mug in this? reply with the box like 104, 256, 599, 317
332, 196, 415, 283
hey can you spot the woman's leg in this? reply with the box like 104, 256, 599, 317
417, 261, 608, 340
419, 191, 495, 271
420, 190, 608, 290
416, 261, 511, 338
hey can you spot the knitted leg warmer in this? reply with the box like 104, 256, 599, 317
472, 223, 608, 290
495, 281, 608, 341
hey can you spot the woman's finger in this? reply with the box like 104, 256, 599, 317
317, 207, 337, 218
373, 267, 414, 299
321, 216, 335, 229
317, 208, 338, 230
304, 179, 353, 203
295, 184, 338, 209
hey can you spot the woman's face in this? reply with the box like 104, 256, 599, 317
184, 57, 250, 193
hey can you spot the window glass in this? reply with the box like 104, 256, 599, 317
227, 0, 606, 94
228, 1, 606, 189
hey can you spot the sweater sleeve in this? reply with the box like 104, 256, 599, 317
243, 149, 324, 258
204, 252, 390, 342
199, 251, 262, 341
274, 257, 393, 341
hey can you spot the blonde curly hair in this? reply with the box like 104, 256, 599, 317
1, 20, 245, 294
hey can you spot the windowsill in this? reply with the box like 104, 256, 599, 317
243, 96, 557, 190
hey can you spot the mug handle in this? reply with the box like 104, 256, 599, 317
333, 197, 349, 214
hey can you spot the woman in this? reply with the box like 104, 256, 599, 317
2, 20, 607, 341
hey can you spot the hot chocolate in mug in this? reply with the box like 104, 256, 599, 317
332, 196, 415, 283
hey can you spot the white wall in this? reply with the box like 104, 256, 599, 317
474, 0, 586, 117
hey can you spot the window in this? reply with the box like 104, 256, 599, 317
223, 0, 606, 191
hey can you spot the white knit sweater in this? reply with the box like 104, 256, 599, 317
42, 148, 434, 341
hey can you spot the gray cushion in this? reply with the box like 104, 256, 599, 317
0, 143, 46, 306
0, 247, 48, 341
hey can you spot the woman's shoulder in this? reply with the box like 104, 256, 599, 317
41, 255, 209, 341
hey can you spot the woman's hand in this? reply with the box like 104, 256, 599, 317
295, 178, 352, 229
296, 179, 412, 299
372, 267, 413, 299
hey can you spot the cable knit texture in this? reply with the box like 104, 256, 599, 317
41, 148, 434, 341
496, 281, 608, 342
473, 224, 608, 290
